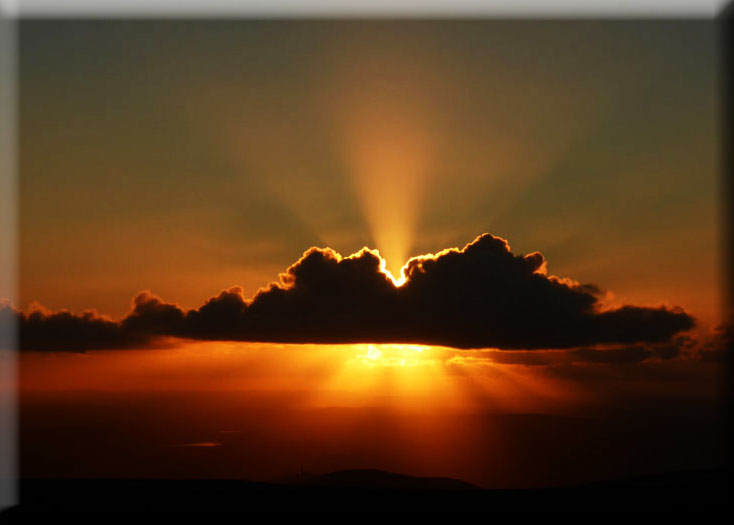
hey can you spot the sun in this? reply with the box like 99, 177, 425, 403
363, 345, 383, 361
355, 343, 428, 367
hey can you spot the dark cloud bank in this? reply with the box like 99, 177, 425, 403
4, 234, 696, 353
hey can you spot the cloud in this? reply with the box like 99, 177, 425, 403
2, 303, 152, 352
7, 234, 695, 352
696, 322, 732, 363
450, 334, 697, 368
568, 346, 656, 364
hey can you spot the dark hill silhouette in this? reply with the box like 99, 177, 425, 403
3, 468, 730, 515
300, 469, 478, 490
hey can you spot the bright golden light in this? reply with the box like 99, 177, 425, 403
355, 343, 428, 367
378, 255, 408, 287
20, 341, 584, 417
342, 116, 432, 278
330, 49, 436, 279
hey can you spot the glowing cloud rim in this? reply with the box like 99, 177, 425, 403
4, 233, 696, 352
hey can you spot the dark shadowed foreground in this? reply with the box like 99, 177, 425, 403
4, 468, 731, 515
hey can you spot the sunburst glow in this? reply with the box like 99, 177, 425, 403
377, 256, 408, 287
355, 343, 428, 366
331, 46, 437, 279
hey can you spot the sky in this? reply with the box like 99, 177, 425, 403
9, 19, 728, 486
17, 20, 720, 325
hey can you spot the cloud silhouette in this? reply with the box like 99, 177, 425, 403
696, 322, 732, 362
2, 304, 152, 352
464, 334, 697, 367
6, 234, 695, 352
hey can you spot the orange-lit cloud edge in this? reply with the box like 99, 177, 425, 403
2, 233, 729, 363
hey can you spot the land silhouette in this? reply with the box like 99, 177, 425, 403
4, 468, 730, 514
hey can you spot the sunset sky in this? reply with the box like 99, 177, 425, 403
8, 19, 728, 488
17, 20, 720, 323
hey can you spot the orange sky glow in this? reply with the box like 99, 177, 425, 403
10, 20, 726, 490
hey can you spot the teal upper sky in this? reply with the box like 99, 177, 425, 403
18, 20, 720, 327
